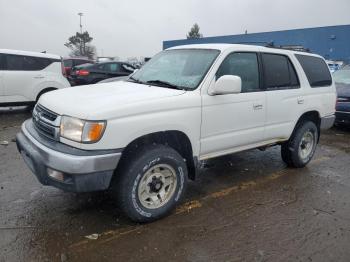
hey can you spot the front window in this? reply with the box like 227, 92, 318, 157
131, 49, 220, 90
216, 52, 260, 93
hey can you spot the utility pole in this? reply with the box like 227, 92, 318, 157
77, 12, 84, 56
78, 12, 83, 34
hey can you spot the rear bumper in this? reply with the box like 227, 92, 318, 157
16, 120, 122, 192
320, 114, 335, 130
335, 111, 350, 124
68, 76, 88, 86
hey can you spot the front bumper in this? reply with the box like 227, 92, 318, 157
320, 114, 335, 130
16, 120, 122, 192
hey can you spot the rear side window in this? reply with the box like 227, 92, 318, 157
105, 63, 120, 72
262, 53, 299, 90
295, 54, 332, 87
216, 52, 260, 93
4, 54, 57, 71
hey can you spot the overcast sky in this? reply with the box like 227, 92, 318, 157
0, 0, 349, 59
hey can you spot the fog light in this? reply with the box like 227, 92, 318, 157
47, 168, 64, 181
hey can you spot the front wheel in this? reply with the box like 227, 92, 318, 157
112, 144, 188, 223
281, 121, 318, 168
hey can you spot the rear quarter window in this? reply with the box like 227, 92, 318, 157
295, 54, 332, 87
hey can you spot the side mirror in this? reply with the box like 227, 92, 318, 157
209, 75, 242, 95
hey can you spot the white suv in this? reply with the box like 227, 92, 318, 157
16, 44, 336, 222
0, 49, 70, 106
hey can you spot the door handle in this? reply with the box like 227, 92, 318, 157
297, 98, 304, 104
34, 75, 45, 79
253, 104, 263, 110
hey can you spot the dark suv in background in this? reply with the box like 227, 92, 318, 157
334, 65, 350, 126
68, 61, 135, 86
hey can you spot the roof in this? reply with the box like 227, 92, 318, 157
167, 43, 322, 58
0, 49, 61, 59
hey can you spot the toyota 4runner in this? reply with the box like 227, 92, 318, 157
16, 44, 336, 222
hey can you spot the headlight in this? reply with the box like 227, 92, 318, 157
60, 116, 106, 143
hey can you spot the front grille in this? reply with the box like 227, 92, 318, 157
32, 104, 60, 140
35, 104, 58, 121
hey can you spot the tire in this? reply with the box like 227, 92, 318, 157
281, 121, 318, 168
112, 144, 188, 223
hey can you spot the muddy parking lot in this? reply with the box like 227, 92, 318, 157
1, 107, 350, 262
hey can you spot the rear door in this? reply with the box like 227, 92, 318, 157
2, 54, 50, 102
262, 53, 303, 141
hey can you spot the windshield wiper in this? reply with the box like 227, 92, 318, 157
146, 80, 186, 90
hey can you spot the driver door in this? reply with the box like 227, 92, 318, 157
200, 52, 266, 158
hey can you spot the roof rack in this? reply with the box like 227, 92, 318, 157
236, 41, 275, 47
270, 45, 311, 52
234, 41, 311, 53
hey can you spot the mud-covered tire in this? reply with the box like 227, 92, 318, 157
281, 121, 318, 168
112, 144, 188, 223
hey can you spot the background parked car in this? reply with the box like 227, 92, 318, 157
334, 65, 350, 125
327, 60, 344, 73
63, 57, 94, 76
69, 61, 136, 85
0, 49, 70, 106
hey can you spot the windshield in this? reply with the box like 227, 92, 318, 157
333, 67, 350, 85
131, 49, 220, 90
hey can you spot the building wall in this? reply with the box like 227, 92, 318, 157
163, 24, 350, 63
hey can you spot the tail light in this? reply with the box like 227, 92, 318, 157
77, 70, 90, 76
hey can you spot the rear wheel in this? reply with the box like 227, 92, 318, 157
281, 121, 318, 168
111, 144, 188, 222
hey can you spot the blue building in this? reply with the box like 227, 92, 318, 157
163, 24, 350, 63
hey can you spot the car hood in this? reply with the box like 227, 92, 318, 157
39, 81, 186, 119
335, 82, 350, 97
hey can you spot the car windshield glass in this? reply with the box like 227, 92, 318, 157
333, 68, 350, 85
131, 49, 220, 90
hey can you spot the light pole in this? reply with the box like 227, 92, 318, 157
78, 12, 83, 34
